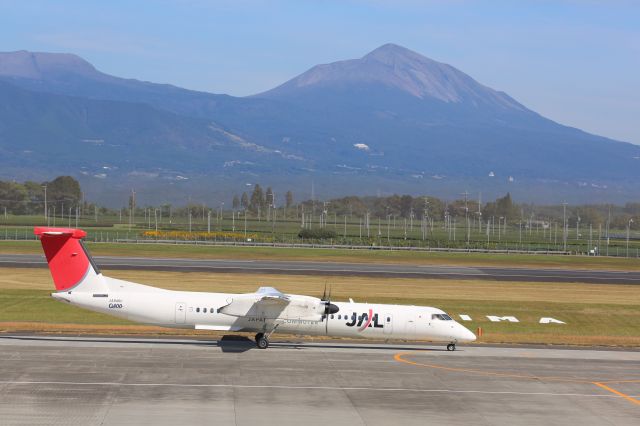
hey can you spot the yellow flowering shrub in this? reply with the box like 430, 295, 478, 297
142, 230, 259, 241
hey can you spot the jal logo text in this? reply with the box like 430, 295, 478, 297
345, 309, 384, 331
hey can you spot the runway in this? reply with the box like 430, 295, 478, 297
0, 335, 638, 425
1, 253, 640, 284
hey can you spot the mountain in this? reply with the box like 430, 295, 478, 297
260, 44, 524, 109
0, 80, 301, 180
0, 50, 236, 118
1, 45, 639, 205
251, 44, 639, 181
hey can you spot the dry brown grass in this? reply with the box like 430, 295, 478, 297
3, 268, 637, 306
2, 268, 639, 347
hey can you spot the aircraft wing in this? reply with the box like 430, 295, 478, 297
255, 287, 290, 304
218, 287, 290, 317
219, 287, 323, 320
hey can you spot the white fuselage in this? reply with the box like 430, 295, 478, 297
52, 274, 476, 344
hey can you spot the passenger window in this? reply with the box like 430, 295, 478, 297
203, 308, 207, 313
211, 308, 215, 313
196, 308, 200, 313
330, 314, 334, 319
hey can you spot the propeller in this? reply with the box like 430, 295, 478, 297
321, 282, 339, 320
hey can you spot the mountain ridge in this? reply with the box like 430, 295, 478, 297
256, 43, 526, 112
1, 44, 639, 204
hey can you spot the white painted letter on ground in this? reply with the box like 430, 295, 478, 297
486, 315, 520, 323
459, 314, 472, 321
539, 317, 566, 324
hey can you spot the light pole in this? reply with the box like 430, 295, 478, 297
519, 220, 522, 248
627, 219, 634, 258
461, 191, 469, 245
42, 185, 47, 221
562, 202, 567, 251
387, 214, 391, 244
219, 202, 224, 231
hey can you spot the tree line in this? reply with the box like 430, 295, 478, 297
2, 177, 638, 230
0, 176, 82, 215
232, 185, 294, 214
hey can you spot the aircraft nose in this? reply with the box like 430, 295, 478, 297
456, 324, 476, 342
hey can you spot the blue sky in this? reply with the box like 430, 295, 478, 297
1, 0, 638, 144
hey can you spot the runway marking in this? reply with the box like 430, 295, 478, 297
393, 352, 639, 384
593, 382, 640, 407
0, 380, 636, 399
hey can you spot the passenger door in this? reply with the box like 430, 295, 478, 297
383, 314, 393, 335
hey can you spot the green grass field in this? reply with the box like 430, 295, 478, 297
1, 268, 638, 346
2, 211, 639, 256
1, 239, 639, 270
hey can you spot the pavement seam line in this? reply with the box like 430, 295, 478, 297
0, 380, 636, 398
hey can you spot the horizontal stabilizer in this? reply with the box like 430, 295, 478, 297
34, 227, 87, 238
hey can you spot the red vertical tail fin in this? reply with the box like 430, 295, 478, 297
34, 227, 99, 291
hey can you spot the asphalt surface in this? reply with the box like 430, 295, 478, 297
1, 253, 640, 284
0, 335, 638, 425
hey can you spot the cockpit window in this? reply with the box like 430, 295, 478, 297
431, 314, 453, 321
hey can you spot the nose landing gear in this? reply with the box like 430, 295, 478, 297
446, 343, 456, 351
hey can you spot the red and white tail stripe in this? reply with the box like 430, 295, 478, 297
34, 227, 99, 291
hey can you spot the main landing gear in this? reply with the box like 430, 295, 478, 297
255, 333, 269, 349
255, 324, 280, 349
446, 343, 456, 352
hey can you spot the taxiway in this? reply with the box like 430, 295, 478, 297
0, 335, 638, 425
1, 253, 640, 284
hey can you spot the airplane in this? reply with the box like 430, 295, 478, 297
34, 227, 476, 350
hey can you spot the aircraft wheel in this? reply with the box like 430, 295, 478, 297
447, 343, 456, 352
255, 333, 264, 343
256, 336, 269, 349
